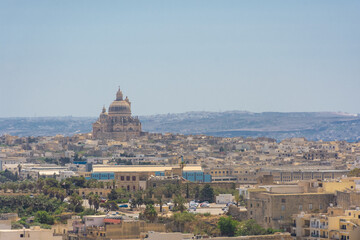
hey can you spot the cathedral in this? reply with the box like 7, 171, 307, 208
92, 88, 142, 141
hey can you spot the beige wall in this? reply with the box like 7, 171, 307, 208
76, 188, 111, 197
0, 228, 62, 240
248, 192, 335, 230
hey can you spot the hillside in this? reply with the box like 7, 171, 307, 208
1, 111, 359, 141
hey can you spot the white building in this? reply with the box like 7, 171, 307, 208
216, 194, 235, 204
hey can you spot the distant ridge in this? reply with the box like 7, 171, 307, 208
1, 111, 359, 141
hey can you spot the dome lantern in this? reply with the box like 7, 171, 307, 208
116, 87, 123, 101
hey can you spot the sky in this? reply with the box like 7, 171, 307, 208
0, 1, 359, 117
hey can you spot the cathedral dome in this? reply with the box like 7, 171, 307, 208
108, 100, 131, 115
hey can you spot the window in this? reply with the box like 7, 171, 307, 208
281, 198, 286, 203
250, 203, 253, 208
299, 205, 303, 211
309, 204, 313, 210
20, 234, 24, 238
126, 176, 130, 181
281, 205, 285, 211
132, 176, 136, 181
319, 204, 322, 210
121, 176, 124, 181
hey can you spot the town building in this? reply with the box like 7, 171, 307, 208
293, 207, 360, 240
247, 191, 335, 231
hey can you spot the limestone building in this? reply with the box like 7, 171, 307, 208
92, 88, 142, 141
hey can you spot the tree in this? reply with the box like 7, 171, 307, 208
36, 178, 45, 192
164, 184, 176, 198
172, 212, 195, 232
143, 204, 157, 222
59, 157, 71, 166
56, 189, 66, 202
194, 185, 200, 200
88, 193, 94, 209
132, 192, 144, 208
348, 168, 360, 177
200, 184, 214, 203
68, 193, 83, 213
185, 183, 190, 199
108, 189, 118, 201
153, 187, 164, 213
236, 219, 267, 236
44, 178, 59, 188
234, 194, 240, 207
173, 195, 186, 212
108, 200, 119, 211
35, 211, 55, 225
68, 176, 86, 188
93, 194, 100, 212
218, 216, 238, 236
101, 201, 119, 212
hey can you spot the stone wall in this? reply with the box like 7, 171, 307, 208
208, 233, 292, 240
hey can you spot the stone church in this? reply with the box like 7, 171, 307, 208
92, 88, 142, 141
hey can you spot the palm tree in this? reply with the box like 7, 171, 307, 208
93, 194, 100, 212
234, 194, 240, 207
88, 193, 94, 209
173, 195, 186, 212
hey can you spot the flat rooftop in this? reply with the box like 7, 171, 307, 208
92, 164, 202, 173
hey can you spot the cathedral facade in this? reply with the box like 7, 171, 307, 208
92, 88, 142, 141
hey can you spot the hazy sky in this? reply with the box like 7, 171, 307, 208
1, 1, 359, 117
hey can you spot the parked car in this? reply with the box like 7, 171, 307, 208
226, 202, 235, 207
118, 204, 128, 208
200, 202, 210, 208
189, 201, 199, 208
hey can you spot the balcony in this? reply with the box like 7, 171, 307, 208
311, 224, 319, 228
